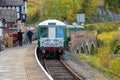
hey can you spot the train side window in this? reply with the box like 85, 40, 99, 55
56, 27, 64, 38
41, 28, 48, 38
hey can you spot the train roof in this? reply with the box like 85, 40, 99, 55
75, 25, 84, 28
66, 25, 74, 27
66, 25, 84, 28
38, 19, 66, 26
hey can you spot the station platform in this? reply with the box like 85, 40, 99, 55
0, 41, 49, 80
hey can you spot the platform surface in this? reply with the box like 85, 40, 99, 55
0, 41, 49, 80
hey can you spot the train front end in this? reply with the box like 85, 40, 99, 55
37, 19, 66, 59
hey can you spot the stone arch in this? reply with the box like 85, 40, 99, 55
90, 43, 96, 55
85, 45, 89, 54
76, 49, 79, 54
73, 49, 76, 54
80, 46, 84, 53
74, 49, 78, 55
76, 46, 80, 54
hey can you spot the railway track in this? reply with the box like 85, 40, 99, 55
35, 47, 86, 80
44, 59, 75, 80
42, 58, 86, 80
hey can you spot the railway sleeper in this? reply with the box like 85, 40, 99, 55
54, 77, 75, 80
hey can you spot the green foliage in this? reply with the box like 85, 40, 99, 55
98, 31, 116, 44
97, 46, 112, 68
111, 41, 120, 54
40, 0, 83, 21
41, 0, 61, 20
97, 29, 120, 54
27, 0, 99, 22
74, 53, 120, 79
109, 58, 120, 76
85, 22, 119, 33
27, 0, 42, 23
105, 0, 120, 13
27, 0, 120, 23
81, 0, 98, 20
81, 22, 120, 79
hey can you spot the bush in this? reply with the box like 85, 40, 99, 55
105, 0, 120, 13
97, 46, 112, 68
109, 58, 120, 77
85, 22, 119, 33
97, 31, 116, 45
112, 41, 120, 54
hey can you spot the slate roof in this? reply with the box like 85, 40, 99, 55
0, 9, 17, 22
0, 0, 23, 6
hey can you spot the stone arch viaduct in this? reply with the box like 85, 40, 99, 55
69, 31, 97, 54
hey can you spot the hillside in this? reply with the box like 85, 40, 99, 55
27, 0, 120, 23
90, 0, 120, 23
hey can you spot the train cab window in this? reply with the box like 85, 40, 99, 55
41, 28, 48, 38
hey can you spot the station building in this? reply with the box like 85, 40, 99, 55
0, 0, 27, 47
0, 0, 27, 34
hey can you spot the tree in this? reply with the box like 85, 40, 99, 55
41, 0, 61, 20
40, 0, 83, 22
81, 0, 98, 20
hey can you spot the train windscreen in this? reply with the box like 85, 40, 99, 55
41, 27, 48, 38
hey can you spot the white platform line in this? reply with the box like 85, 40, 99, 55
34, 46, 54, 80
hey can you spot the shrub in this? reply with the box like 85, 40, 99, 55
97, 31, 116, 45
97, 46, 112, 68
109, 58, 120, 77
85, 22, 120, 33
111, 41, 120, 54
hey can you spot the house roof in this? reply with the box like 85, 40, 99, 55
0, 9, 17, 22
0, 0, 23, 6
